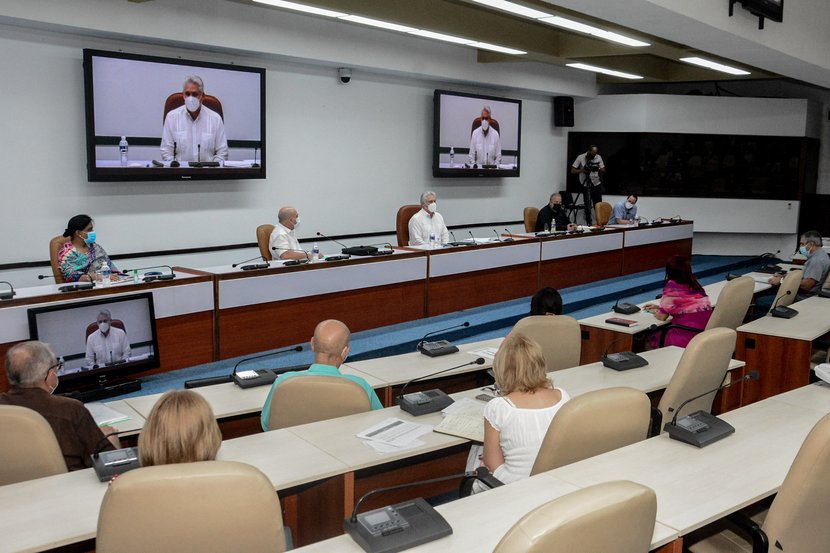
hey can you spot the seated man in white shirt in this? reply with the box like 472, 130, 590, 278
269, 206, 313, 260
408, 191, 450, 247
467, 106, 501, 167
85, 309, 130, 368
160, 75, 228, 164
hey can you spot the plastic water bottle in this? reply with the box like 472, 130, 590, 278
429, 233, 436, 249
100, 262, 111, 287
119, 136, 128, 166
449, 147, 455, 167
312, 242, 320, 262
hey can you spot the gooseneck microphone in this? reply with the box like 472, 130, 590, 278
317, 231, 379, 257
170, 141, 180, 167
770, 290, 798, 319
233, 345, 303, 375
612, 288, 646, 315
251, 146, 260, 168
39, 271, 96, 292
316, 231, 349, 250
468, 230, 476, 243
503, 228, 515, 241
417, 321, 470, 357
397, 357, 486, 416
669, 371, 760, 426
232, 255, 269, 270
600, 334, 650, 371
0, 281, 16, 300
121, 265, 176, 281
492, 229, 502, 242
184, 345, 304, 389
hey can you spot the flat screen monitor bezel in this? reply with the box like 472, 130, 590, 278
432, 89, 522, 178
83, 48, 266, 182
27, 292, 161, 385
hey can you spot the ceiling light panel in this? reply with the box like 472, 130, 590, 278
566, 62, 644, 80
252, 0, 345, 18
680, 57, 751, 75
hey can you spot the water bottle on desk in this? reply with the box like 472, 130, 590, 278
100, 262, 111, 287
312, 242, 320, 262
119, 136, 129, 166
449, 147, 455, 168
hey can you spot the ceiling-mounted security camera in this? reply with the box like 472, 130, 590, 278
338, 67, 352, 84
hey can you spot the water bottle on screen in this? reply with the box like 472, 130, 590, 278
100, 262, 111, 287
312, 242, 320, 261
449, 147, 455, 168
119, 136, 129, 166
429, 233, 436, 249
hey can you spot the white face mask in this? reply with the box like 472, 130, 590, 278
184, 95, 201, 113
481, 119, 490, 132
625, 201, 634, 210
427, 202, 437, 214
99, 321, 110, 333
293, 218, 300, 229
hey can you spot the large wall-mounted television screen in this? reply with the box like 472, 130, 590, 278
433, 90, 521, 178
83, 49, 265, 182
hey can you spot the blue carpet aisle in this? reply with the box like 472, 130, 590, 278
119, 254, 768, 398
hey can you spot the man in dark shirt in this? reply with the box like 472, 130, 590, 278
535, 193, 576, 232
0, 341, 119, 471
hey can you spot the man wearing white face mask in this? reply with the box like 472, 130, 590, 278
269, 206, 317, 260
468, 106, 502, 168
408, 191, 450, 247
608, 193, 639, 225
85, 309, 130, 368
160, 75, 228, 163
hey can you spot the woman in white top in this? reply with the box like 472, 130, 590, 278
482, 334, 570, 486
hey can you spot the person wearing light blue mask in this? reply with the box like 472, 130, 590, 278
768, 230, 829, 296
57, 214, 119, 283
608, 193, 639, 225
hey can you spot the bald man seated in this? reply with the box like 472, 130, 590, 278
0, 341, 120, 471
260, 320, 383, 431
269, 206, 317, 261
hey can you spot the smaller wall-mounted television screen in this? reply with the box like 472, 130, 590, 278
740, 0, 783, 23
433, 90, 521, 178
83, 49, 265, 182
27, 293, 160, 390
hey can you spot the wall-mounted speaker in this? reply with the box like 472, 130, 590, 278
553, 96, 574, 127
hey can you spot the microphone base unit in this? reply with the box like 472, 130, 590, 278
92, 447, 141, 482
612, 303, 641, 315
771, 306, 798, 319
0, 290, 15, 300
233, 369, 279, 389
189, 161, 220, 167
819, 290, 830, 299
143, 273, 176, 281
344, 497, 452, 553
601, 352, 649, 371
342, 245, 379, 256
184, 374, 234, 389
417, 340, 459, 357
59, 282, 95, 293
369, 249, 394, 256
398, 389, 454, 416
239, 263, 270, 271
664, 410, 735, 448
325, 255, 351, 262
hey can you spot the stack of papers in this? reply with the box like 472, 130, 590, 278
86, 402, 131, 426
433, 397, 487, 442
356, 418, 433, 454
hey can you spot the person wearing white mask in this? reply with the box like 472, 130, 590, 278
0, 341, 120, 470
467, 106, 502, 168
269, 206, 317, 261
160, 75, 228, 163
608, 193, 639, 225
768, 230, 830, 296
408, 191, 450, 247
85, 309, 131, 368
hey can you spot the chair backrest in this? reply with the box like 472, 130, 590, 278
163, 93, 224, 122
705, 276, 753, 331
0, 405, 67, 485
49, 235, 70, 283
510, 316, 581, 372
762, 413, 830, 552
396, 204, 421, 246
656, 327, 736, 424
85, 319, 126, 340
97, 461, 285, 553
595, 201, 612, 225
266, 375, 371, 430
523, 207, 539, 233
769, 268, 802, 311
530, 387, 650, 475
256, 224, 275, 261
492, 480, 657, 553
471, 117, 500, 135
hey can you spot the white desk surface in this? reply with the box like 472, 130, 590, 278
736, 296, 830, 341
100, 399, 146, 434
342, 338, 503, 386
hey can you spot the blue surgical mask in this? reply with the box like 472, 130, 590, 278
84, 231, 96, 245
799, 245, 810, 257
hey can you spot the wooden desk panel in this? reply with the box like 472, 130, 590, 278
736, 332, 812, 405
622, 238, 693, 274
427, 262, 538, 316
541, 249, 623, 290
579, 325, 636, 365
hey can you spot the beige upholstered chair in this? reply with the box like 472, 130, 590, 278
687, 413, 830, 553
492, 480, 657, 553
768, 268, 802, 312
530, 387, 651, 475
595, 201, 612, 226
654, 327, 737, 433
396, 204, 421, 246
256, 224, 275, 261
510, 316, 581, 372
523, 207, 539, 233
0, 405, 67, 485
97, 461, 285, 553
49, 235, 70, 283
266, 375, 371, 430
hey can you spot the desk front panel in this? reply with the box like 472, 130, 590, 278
540, 231, 624, 289
736, 332, 812, 405
622, 223, 694, 274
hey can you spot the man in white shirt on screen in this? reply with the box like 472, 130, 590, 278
269, 206, 312, 260
160, 75, 228, 163
85, 309, 130, 368
408, 191, 449, 247
467, 106, 501, 167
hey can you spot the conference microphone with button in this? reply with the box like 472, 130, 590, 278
770, 289, 798, 319
317, 231, 378, 256
39, 272, 96, 292
271, 246, 312, 265
231, 255, 270, 271
184, 345, 303, 389
417, 321, 471, 357
503, 228, 515, 241
600, 335, 649, 371
397, 357, 486, 416
467, 230, 476, 244
0, 281, 16, 300
91, 430, 140, 482
121, 265, 177, 281
447, 231, 468, 247
612, 287, 646, 315
664, 370, 759, 448
231, 345, 304, 388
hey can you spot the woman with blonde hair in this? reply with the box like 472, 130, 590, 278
481, 334, 570, 485
138, 389, 222, 467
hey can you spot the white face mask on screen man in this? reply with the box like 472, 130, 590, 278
427, 203, 437, 214
481, 119, 490, 132
184, 95, 201, 112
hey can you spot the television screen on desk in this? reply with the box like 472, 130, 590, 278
83, 49, 265, 182
27, 292, 160, 394
433, 90, 521, 178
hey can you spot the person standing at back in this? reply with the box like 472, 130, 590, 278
570, 145, 605, 225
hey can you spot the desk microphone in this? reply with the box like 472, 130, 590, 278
664, 370, 759, 448
39, 272, 96, 292
468, 230, 476, 244
184, 345, 303, 389
0, 281, 16, 300
503, 229, 515, 241
91, 430, 140, 482
231, 345, 304, 388
252, 146, 260, 168
397, 357, 485, 416
231, 255, 270, 271
491, 229, 502, 242
417, 321, 470, 357
121, 265, 177, 281
600, 335, 649, 371
770, 290, 798, 319
170, 141, 180, 167
612, 287, 646, 315
271, 246, 312, 265
447, 231, 468, 247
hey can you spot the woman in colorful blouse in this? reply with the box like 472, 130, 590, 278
58, 214, 119, 283
643, 255, 712, 348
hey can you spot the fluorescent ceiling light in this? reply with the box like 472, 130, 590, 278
408, 30, 474, 45
539, 16, 650, 47
252, 0, 345, 18
566, 62, 643, 80
680, 57, 751, 76
469, 0, 551, 19
468, 42, 527, 55
337, 15, 418, 33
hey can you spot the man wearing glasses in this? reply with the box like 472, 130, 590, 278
0, 341, 120, 471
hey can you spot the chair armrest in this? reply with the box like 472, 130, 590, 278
649, 407, 663, 438
726, 511, 769, 553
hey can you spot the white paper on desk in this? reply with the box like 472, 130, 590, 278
86, 402, 130, 426
356, 417, 432, 448
469, 347, 498, 360
442, 396, 486, 416
364, 438, 427, 454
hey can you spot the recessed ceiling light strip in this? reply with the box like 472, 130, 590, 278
566, 62, 643, 80
680, 57, 751, 75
